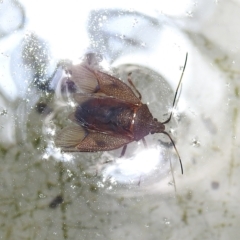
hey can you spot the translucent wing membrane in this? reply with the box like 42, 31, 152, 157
67, 62, 141, 104
72, 93, 94, 105
68, 64, 99, 93
55, 125, 132, 152
72, 93, 107, 105
55, 126, 87, 150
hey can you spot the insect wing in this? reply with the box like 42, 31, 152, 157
76, 131, 132, 152
56, 125, 132, 152
68, 63, 141, 104
55, 125, 87, 151
95, 70, 141, 104
67, 63, 99, 93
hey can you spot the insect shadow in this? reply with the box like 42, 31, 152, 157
55, 53, 188, 174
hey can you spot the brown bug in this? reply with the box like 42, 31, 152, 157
56, 53, 188, 174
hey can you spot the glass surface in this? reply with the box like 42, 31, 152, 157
0, 0, 239, 239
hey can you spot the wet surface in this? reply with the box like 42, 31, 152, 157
0, 0, 240, 239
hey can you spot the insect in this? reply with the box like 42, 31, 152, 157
56, 53, 188, 174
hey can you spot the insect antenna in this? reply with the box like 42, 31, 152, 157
169, 151, 177, 194
162, 53, 188, 124
161, 131, 183, 174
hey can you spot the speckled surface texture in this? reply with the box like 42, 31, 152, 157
0, 0, 240, 239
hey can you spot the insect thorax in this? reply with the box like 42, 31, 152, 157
133, 104, 155, 141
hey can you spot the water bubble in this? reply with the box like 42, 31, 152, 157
119, 34, 125, 40
0, 109, 7, 116
66, 169, 73, 177
186, 11, 193, 17
42, 153, 49, 160
97, 181, 104, 188
39, 193, 46, 199
191, 138, 200, 147
132, 18, 138, 27
163, 218, 171, 225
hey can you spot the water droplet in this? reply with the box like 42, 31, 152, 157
39, 193, 46, 199
191, 138, 200, 147
42, 153, 49, 160
163, 218, 171, 225
67, 169, 73, 177
186, 11, 193, 17
193, 1, 198, 7
168, 181, 174, 186
211, 181, 219, 189
119, 34, 125, 40
169, 128, 175, 135
132, 18, 138, 27
97, 181, 104, 188
0, 109, 7, 116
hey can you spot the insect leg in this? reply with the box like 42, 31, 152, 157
142, 138, 148, 148
120, 145, 127, 158
137, 175, 142, 186
128, 73, 142, 100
